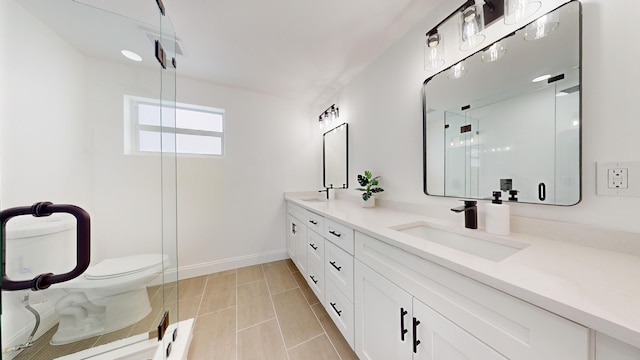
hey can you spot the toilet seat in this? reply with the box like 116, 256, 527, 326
85, 253, 168, 280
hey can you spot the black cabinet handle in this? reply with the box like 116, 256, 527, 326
330, 302, 342, 316
292, 223, 296, 234
412, 317, 421, 353
309, 275, 318, 284
309, 243, 318, 250
329, 229, 342, 238
309, 219, 318, 225
538, 182, 547, 201
400, 308, 409, 341
329, 261, 342, 271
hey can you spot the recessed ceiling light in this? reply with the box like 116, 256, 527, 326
532, 74, 551, 82
121, 50, 142, 62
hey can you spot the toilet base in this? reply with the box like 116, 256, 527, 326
50, 287, 152, 345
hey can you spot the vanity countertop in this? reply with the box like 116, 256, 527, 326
285, 193, 640, 349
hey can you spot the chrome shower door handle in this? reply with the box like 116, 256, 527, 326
1, 202, 91, 291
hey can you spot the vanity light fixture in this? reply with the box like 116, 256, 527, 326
504, 0, 542, 25
459, 2, 486, 51
524, 10, 560, 40
318, 104, 339, 125
424, 29, 445, 71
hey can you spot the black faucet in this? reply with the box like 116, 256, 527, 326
318, 185, 334, 200
450, 200, 478, 229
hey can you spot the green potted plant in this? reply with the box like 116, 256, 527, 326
356, 170, 384, 208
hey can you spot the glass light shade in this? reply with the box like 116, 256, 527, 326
504, 0, 542, 25
459, 5, 486, 51
524, 11, 560, 40
448, 62, 467, 79
481, 41, 506, 62
424, 33, 445, 71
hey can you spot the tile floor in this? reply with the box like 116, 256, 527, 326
186, 259, 358, 359
11, 259, 358, 360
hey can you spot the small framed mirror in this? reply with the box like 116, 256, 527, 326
323, 123, 348, 189
423, 1, 581, 205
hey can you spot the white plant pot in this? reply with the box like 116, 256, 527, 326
361, 196, 375, 208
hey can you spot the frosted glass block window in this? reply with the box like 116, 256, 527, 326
125, 95, 224, 156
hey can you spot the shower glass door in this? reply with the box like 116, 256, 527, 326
0, 0, 179, 359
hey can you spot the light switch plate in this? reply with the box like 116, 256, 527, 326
597, 161, 640, 197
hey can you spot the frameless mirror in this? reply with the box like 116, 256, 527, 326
323, 123, 348, 189
424, 1, 580, 205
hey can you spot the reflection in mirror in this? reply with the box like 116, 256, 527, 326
323, 123, 349, 189
424, 1, 580, 206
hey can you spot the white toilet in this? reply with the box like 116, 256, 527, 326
5, 215, 169, 345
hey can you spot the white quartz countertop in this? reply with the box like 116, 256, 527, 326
285, 193, 640, 348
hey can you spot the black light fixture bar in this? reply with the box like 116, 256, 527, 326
426, 0, 475, 38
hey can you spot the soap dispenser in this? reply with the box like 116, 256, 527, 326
485, 191, 510, 236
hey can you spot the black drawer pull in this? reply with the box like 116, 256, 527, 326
309, 219, 318, 225
329, 229, 342, 238
330, 302, 342, 316
400, 308, 408, 341
309, 275, 318, 284
309, 243, 318, 250
330, 261, 342, 271
413, 317, 421, 353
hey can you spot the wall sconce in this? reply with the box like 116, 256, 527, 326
318, 104, 339, 128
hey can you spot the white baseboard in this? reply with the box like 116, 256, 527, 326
150, 249, 289, 285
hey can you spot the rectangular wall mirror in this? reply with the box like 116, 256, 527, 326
323, 123, 348, 189
423, 1, 581, 205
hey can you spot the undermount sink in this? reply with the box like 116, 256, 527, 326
389, 221, 528, 262
300, 197, 326, 203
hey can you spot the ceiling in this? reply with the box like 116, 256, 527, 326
19, 0, 443, 107
161, 0, 442, 105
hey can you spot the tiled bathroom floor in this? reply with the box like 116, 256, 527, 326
186, 259, 358, 359
11, 259, 358, 360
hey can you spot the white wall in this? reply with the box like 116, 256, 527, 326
321, 0, 640, 234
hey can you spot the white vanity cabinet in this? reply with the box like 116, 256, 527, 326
306, 229, 325, 304
355, 261, 507, 360
354, 231, 590, 360
287, 203, 311, 276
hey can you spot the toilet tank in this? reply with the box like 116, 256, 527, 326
5, 214, 77, 282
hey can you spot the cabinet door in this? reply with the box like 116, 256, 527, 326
355, 260, 413, 360
286, 215, 297, 261
412, 298, 507, 360
596, 332, 640, 360
295, 221, 307, 276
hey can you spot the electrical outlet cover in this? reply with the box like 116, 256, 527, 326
597, 161, 640, 197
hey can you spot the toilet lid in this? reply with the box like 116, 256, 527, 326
84, 254, 168, 280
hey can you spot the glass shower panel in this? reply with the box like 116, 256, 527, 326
0, 0, 177, 359
159, 9, 180, 358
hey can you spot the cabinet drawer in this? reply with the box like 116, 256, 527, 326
325, 240, 354, 302
305, 210, 324, 234
307, 259, 324, 306
355, 231, 589, 360
324, 218, 354, 255
307, 230, 325, 265
326, 279, 354, 348
288, 202, 307, 221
